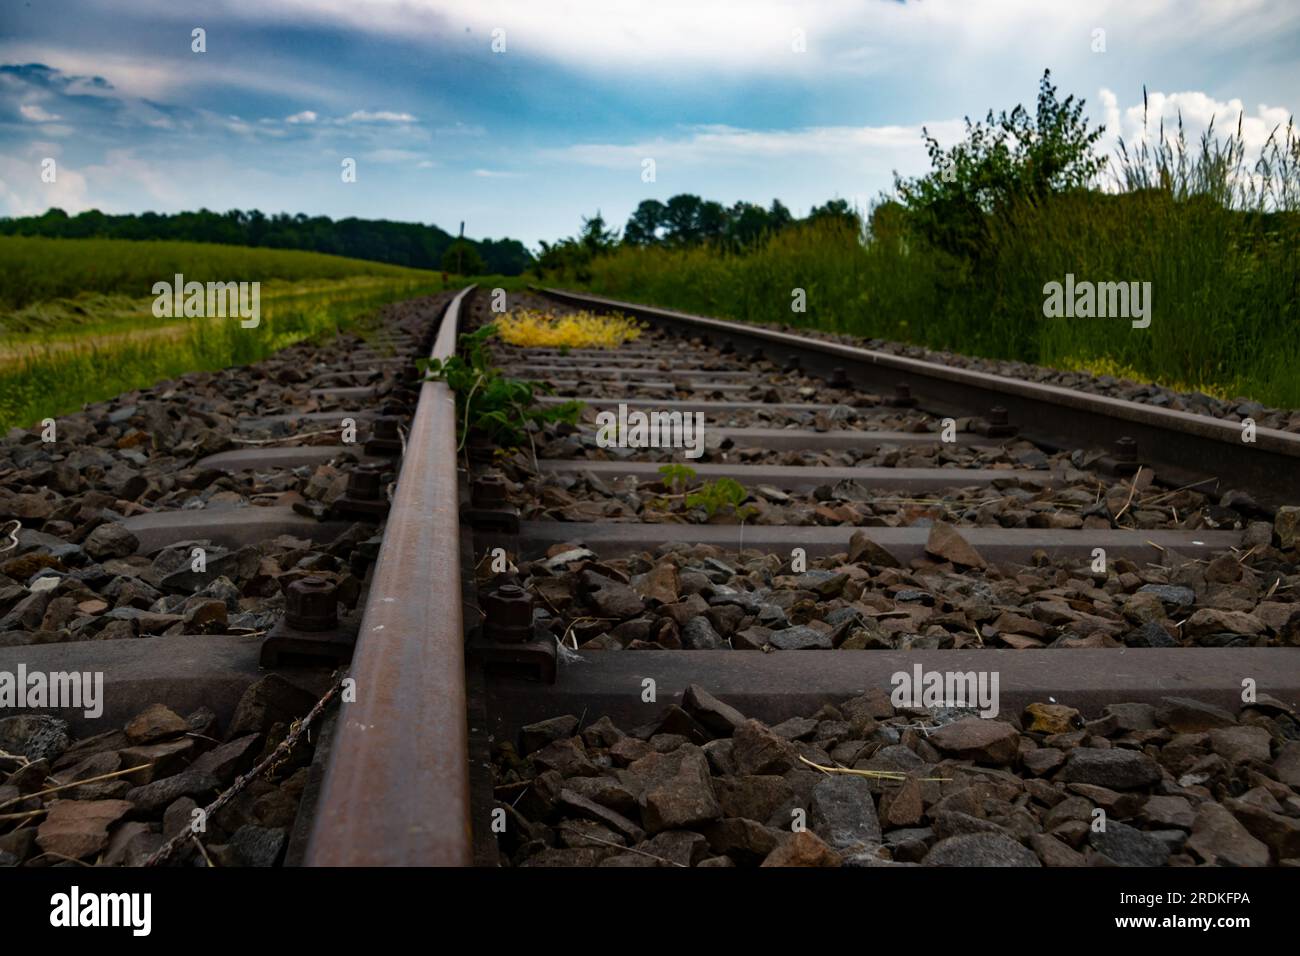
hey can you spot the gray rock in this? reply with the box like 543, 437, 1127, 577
228, 824, 286, 867
84, 523, 140, 560
1090, 820, 1171, 866
0, 714, 70, 762
767, 625, 832, 650
923, 832, 1041, 867
681, 616, 727, 650
1137, 584, 1196, 608
125, 770, 220, 813
809, 774, 882, 850
1060, 748, 1161, 789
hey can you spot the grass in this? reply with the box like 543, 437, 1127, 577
0, 235, 435, 311
0, 236, 447, 429
575, 117, 1300, 410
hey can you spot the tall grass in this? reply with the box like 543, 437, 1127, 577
583, 118, 1300, 408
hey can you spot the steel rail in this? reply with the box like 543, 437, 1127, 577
538, 287, 1300, 510
305, 286, 474, 867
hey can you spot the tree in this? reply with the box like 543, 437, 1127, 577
441, 239, 486, 275
894, 69, 1107, 258
663, 194, 704, 244
579, 211, 619, 254
808, 198, 860, 230
623, 199, 666, 245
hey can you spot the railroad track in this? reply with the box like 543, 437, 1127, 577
460, 288, 1300, 868
3, 285, 1298, 869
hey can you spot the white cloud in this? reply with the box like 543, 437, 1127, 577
168, 0, 1300, 80
0, 43, 338, 101
343, 110, 417, 123
549, 121, 966, 174
1095, 87, 1296, 173
471, 168, 522, 178
365, 148, 424, 163
19, 103, 62, 122
0, 147, 89, 216
285, 110, 318, 123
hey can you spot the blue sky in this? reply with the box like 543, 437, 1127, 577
2, 0, 1297, 249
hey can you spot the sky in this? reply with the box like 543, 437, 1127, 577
1, 0, 1297, 249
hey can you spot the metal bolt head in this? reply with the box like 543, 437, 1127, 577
1115, 436, 1138, 462
830, 367, 849, 388
482, 584, 533, 643
347, 463, 385, 500
989, 406, 1009, 426
472, 473, 507, 508
285, 576, 339, 631
466, 432, 496, 463
372, 416, 401, 440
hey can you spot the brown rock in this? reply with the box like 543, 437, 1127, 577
1274, 741, 1300, 787
1187, 803, 1270, 866
1183, 608, 1265, 639
732, 719, 800, 775
119, 738, 195, 784
682, 684, 746, 738
929, 718, 1020, 765
1208, 726, 1272, 765
848, 530, 901, 568
36, 799, 134, 859
632, 747, 722, 833
925, 522, 986, 569
1224, 797, 1300, 859
882, 775, 923, 828
760, 829, 843, 867
1157, 697, 1238, 734
638, 563, 680, 604
124, 703, 189, 744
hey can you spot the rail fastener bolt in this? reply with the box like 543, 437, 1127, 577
889, 382, 918, 407
471, 473, 508, 509
976, 405, 1019, 438
260, 575, 359, 667
1099, 435, 1144, 477
285, 576, 339, 631
364, 415, 404, 455
332, 462, 392, 520
482, 583, 534, 644
466, 431, 497, 464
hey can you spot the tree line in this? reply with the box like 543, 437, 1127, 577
0, 207, 533, 276
534, 195, 860, 279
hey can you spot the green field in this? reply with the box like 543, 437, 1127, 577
0, 236, 447, 429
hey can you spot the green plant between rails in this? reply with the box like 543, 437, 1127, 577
654, 464, 757, 521
418, 324, 584, 454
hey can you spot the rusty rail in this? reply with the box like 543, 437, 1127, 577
538, 286, 1300, 510
305, 286, 474, 866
